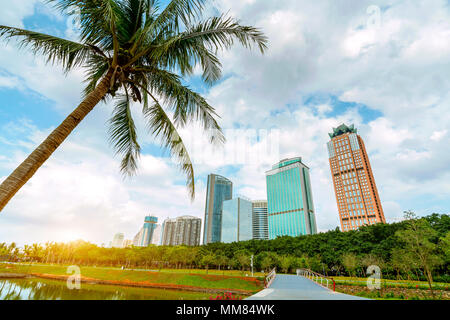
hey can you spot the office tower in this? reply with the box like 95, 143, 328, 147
133, 216, 158, 247
151, 224, 161, 245
174, 216, 201, 246
203, 174, 233, 244
161, 216, 202, 246
327, 124, 386, 231
266, 157, 317, 239
252, 200, 269, 240
221, 197, 253, 243
133, 228, 144, 246
161, 218, 176, 245
111, 233, 124, 248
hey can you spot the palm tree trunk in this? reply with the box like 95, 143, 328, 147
0, 68, 114, 211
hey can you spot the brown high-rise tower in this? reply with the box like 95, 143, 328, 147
327, 124, 385, 231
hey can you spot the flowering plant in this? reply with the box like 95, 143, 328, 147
209, 291, 242, 300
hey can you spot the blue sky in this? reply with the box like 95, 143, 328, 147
0, 0, 449, 246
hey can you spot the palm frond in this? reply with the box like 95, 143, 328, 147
129, 14, 267, 75
143, 67, 225, 145
149, 35, 222, 84
47, 0, 121, 50
120, 0, 146, 42
143, 98, 195, 200
127, 0, 206, 63
108, 91, 141, 176
150, 0, 206, 31
163, 14, 268, 54
83, 54, 110, 98
0, 25, 92, 72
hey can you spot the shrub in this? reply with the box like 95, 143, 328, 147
209, 292, 242, 300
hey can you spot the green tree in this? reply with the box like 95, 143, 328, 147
395, 211, 443, 297
361, 253, 385, 277
439, 232, 450, 264
306, 255, 322, 273
0, 0, 267, 211
279, 255, 295, 274
200, 252, 215, 274
341, 252, 358, 277
215, 254, 228, 272
258, 252, 278, 273
391, 248, 416, 280
234, 250, 251, 272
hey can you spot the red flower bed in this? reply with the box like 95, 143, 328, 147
209, 291, 242, 300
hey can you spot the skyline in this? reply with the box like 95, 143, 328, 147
0, 0, 449, 246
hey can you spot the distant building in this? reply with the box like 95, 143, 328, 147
327, 124, 386, 231
133, 216, 158, 247
161, 218, 176, 245
111, 233, 124, 248
151, 224, 161, 245
123, 239, 133, 248
222, 198, 253, 243
161, 216, 201, 246
266, 157, 317, 239
203, 174, 233, 244
252, 200, 268, 240
133, 228, 144, 246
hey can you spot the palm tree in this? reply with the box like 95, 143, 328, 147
0, 0, 267, 211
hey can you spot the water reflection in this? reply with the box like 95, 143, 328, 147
0, 278, 210, 300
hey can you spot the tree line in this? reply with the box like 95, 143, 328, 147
1, 212, 449, 285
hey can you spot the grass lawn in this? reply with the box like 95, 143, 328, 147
157, 268, 265, 277
332, 276, 449, 290
331, 276, 449, 300
0, 263, 264, 294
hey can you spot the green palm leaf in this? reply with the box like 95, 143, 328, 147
144, 100, 195, 200
108, 91, 141, 176
0, 26, 94, 72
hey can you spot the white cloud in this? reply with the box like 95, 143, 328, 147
0, 75, 20, 89
430, 130, 447, 141
0, 120, 207, 246
0, 0, 38, 28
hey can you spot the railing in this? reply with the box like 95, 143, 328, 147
297, 268, 335, 291
265, 267, 276, 288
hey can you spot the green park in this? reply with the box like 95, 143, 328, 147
1, 212, 448, 300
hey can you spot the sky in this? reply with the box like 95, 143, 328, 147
0, 0, 449, 247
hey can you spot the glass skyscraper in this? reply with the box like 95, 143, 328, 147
222, 197, 253, 243
133, 216, 158, 247
252, 200, 268, 240
203, 174, 233, 244
266, 157, 317, 239
327, 124, 385, 231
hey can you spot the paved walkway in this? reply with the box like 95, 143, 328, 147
247, 274, 369, 300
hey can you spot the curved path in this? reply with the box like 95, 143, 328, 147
247, 274, 369, 300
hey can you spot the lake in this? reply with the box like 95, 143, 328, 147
0, 278, 212, 300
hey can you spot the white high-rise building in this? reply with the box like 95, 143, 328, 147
161, 216, 201, 246
111, 233, 124, 248
151, 224, 161, 245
